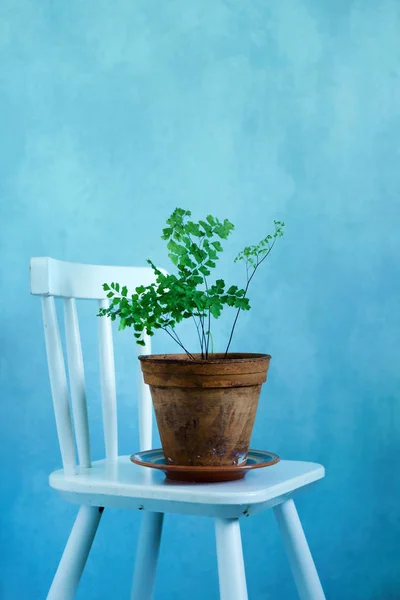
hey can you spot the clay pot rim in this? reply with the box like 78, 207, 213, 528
138, 352, 271, 365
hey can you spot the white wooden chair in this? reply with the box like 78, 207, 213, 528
30, 257, 326, 600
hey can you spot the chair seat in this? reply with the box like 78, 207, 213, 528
50, 456, 324, 518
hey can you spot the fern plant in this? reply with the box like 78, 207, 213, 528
99, 208, 284, 359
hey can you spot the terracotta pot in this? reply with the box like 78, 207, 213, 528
139, 353, 271, 467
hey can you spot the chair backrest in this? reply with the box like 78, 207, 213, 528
30, 257, 160, 475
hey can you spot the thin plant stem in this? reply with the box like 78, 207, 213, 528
206, 308, 211, 359
162, 327, 195, 359
199, 314, 207, 359
201, 273, 212, 359
192, 316, 203, 356
170, 325, 183, 345
224, 240, 277, 357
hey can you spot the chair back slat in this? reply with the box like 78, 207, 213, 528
64, 298, 91, 468
31, 257, 164, 471
98, 298, 118, 462
41, 296, 77, 475
137, 334, 153, 451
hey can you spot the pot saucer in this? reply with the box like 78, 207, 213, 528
130, 449, 280, 483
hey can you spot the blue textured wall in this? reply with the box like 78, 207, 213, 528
1, 1, 400, 598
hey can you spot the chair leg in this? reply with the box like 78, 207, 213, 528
130, 512, 164, 600
47, 505, 103, 600
274, 499, 325, 600
215, 518, 248, 600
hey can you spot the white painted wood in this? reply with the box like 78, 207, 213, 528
64, 299, 91, 468
30, 257, 163, 300
31, 257, 327, 599
47, 505, 103, 600
49, 458, 325, 518
274, 499, 326, 600
137, 335, 153, 451
215, 518, 248, 600
31, 257, 163, 467
41, 297, 76, 476
130, 512, 164, 600
98, 299, 118, 462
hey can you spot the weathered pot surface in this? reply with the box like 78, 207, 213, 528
139, 353, 271, 467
